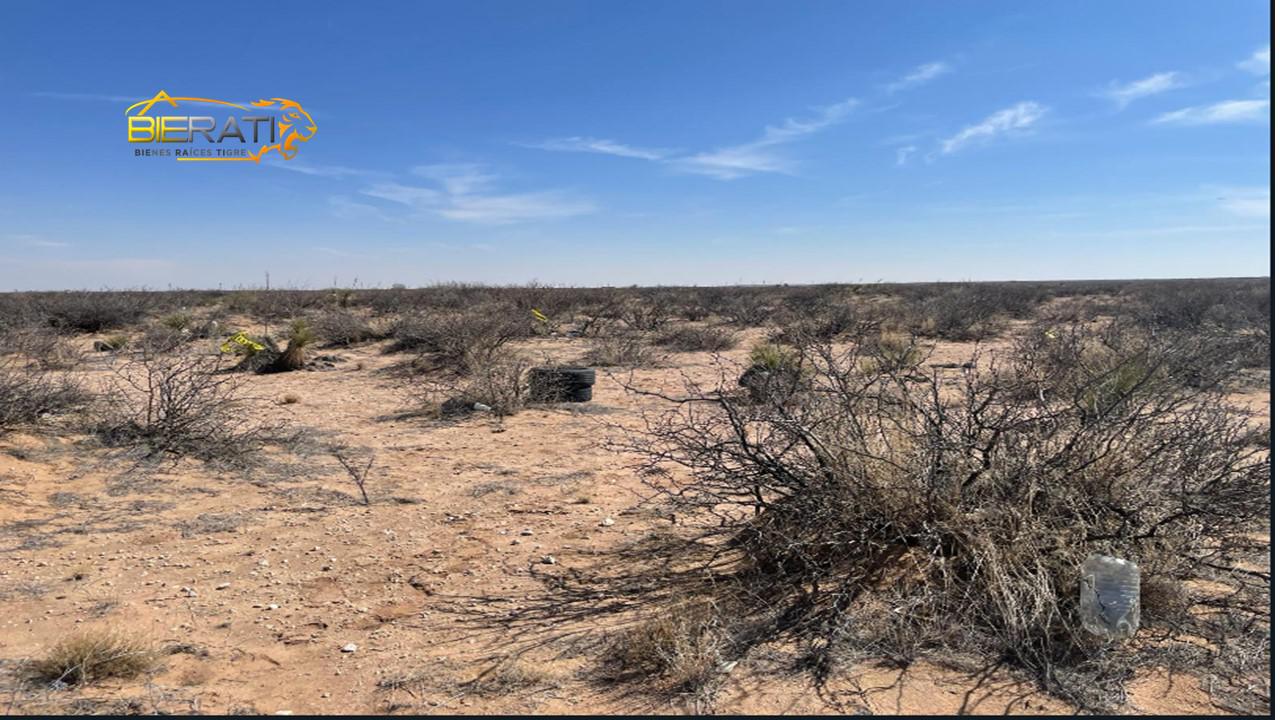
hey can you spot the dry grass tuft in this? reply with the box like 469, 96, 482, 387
463, 656, 560, 696
28, 628, 158, 686
602, 598, 727, 696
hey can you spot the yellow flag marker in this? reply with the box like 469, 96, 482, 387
220, 332, 266, 354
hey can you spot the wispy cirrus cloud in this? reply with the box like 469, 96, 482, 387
1213, 186, 1269, 218
1152, 99, 1269, 125
672, 97, 860, 179
361, 164, 594, 224
6, 233, 69, 248
940, 101, 1046, 154
1102, 72, 1183, 108
521, 137, 674, 161
1238, 47, 1271, 75
884, 61, 951, 93
528, 97, 860, 180
327, 195, 395, 222
269, 161, 386, 180
895, 146, 917, 166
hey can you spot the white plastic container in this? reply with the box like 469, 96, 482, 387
1079, 554, 1140, 639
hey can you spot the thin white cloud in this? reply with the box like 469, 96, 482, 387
6, 233, 69, 248
673, 97, 860, 179
528, 97, 860, 180
524, 137, 673, 160
269, 161, 384, 179
1152, 99, 1269, 125
411, 164, 498, 196
1238, 47, 1271, 75
885, 62, 951, 93
895, 145, 917, 166
674, 145, 793, 179
1103, 72, 1183, 108
361, 165, 594, 224
1214, 186, 1270, 218
327, 195, 394, 222
437, 192, 593, 223
362, 182, 443, 206
940, 101, 1047, 154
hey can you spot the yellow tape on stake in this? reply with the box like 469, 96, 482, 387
220, 332, 266, 354
531, 308, 549, 323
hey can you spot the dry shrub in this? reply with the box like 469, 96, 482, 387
1129, 278, 1269, 333
463, 656, 559, 696
602, 598, 728, 696
7, 328, 83, 370
655, 326, 738, 353
90, 351, 283, 464
716, 293, 773, 327
903, 282, 1045, 341
619, 301, 669, 332
608, 321, 1269, 710
409, 350, 530, 419
28, 628, 158, 686
0, 360, 88, 432
857, 329, 923, 374
158, 312, 192, 331
312, 309, 378, 347
771, 302, 862, 343
34, 291, 153, 333
138, 324, 187, 354
582, 334, 663, 368
392, 307, 529, 375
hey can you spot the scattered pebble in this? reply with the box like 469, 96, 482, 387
341, 643, 358, 653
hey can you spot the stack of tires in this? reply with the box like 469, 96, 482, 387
528, 366, 596, 403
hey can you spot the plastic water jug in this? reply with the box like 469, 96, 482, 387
1079, 554, 1140, 639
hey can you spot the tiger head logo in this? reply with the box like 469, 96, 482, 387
250, 98, 317, 161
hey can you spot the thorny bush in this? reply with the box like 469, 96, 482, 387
600, 320, 1269, 710
91, 351, 286, 464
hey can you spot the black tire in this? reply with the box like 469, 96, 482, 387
538, 367, 595, 385
529, 366, 596, 402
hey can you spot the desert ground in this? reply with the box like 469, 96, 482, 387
0, 280, 1270, 715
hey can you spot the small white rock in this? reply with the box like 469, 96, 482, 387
599, 517, 615, 527
341, 643, 358, 653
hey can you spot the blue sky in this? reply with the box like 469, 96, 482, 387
0, 1, 1271, 289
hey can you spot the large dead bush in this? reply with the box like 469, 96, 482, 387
408, 349, 531, 420
604, 321, 1269, 710
90, 351, 284, 464
0, 361, 88, 433
390, 306, 529, 375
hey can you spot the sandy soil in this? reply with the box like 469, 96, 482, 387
0, 329, 1267, 715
